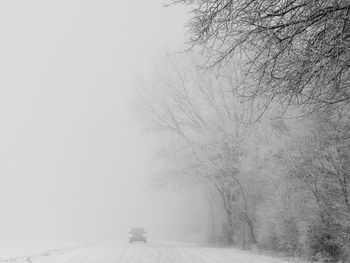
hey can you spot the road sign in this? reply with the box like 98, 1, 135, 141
239, 212, 248, 221
239, 212, 248, 249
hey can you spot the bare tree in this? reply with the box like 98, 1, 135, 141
169, 0, 350, 114
137, 55, 260, 244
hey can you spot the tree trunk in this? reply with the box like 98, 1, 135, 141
246, 217, 256, 244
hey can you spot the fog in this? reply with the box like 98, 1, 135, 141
0, 0, 195, 252
1, 1, 349, 262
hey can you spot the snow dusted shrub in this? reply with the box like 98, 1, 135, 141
340, 239, 350, 263
313, 251, 334, 263
255, 221, 279, 251
306, 220, 342, 263
278, 217, 302, 256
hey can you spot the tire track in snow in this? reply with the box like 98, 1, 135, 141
116, 245, 131, 263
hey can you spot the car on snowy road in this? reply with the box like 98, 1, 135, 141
129, 227, 147, 243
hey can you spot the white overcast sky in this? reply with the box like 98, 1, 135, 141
0, 0, 189, 247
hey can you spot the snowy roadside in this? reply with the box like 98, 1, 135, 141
0, 242, 93, 262
151, 239, 316, 263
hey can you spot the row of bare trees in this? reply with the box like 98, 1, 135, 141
136, 1, 350, 261
136, 54, 350, 261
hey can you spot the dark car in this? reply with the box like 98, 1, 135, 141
129, 227, 147, 243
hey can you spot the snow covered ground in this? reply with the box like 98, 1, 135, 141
0, 241, 86, 259
0, 240, 305, 263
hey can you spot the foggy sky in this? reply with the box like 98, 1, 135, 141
0, 0, 189, 244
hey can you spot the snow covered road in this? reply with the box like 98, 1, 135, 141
0, 241, 297, 263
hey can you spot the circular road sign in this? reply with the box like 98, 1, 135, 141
239, 212, 248, 221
